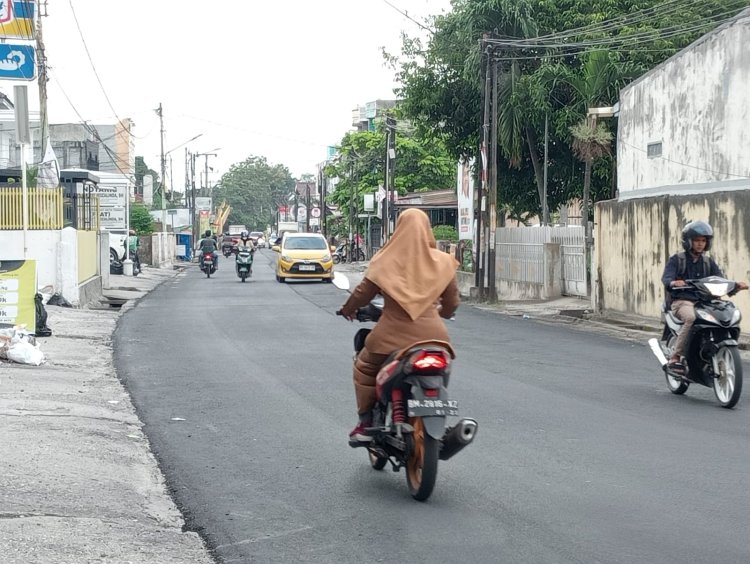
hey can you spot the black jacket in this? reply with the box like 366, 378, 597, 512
662, 252, 723, 302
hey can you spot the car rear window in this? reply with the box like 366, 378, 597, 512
284, 237, 327, 250
250, 232, 264, 238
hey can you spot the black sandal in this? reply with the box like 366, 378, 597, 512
667, 361, 686, 374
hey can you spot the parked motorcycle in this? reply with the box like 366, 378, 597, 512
235, 248, 254, 282
200, 252, 216, 278
334, 274, 477, 501
648, 276, 744, 408
332, 242, 366, 264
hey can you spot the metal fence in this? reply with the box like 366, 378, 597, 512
64, 192, 99, 230
0, 187, 65, 230
496, 226, 587, 296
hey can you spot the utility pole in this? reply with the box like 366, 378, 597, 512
190, 151, 197, 247
477, 36, 491, 298
319, 164, 327, 239
157, 103, 166, 231
487, 56, 499, 301
384, 115, 397, 242
305, 182, 311, 232
36, 0, 49, 158
543, 112, 549, 225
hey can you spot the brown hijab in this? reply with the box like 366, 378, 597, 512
365, 208, 458, 320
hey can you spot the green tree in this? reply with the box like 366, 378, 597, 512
212, 156, 295, 230
324, 125, 455, 227
129, 202, 154, 235
390, 0, 743, 219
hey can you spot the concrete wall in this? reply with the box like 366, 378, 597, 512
595, 190, 750, 331
148, 232, 176, 268
617, 14, 750, 195
0, 228, 85, 304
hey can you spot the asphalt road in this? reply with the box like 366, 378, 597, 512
114, 250, 750, 564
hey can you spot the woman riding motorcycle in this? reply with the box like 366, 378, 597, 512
338, 209, 460, 444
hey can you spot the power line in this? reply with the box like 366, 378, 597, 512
49, 70, 134, 179
381, 0, 434, 34
67, 0, 144, 139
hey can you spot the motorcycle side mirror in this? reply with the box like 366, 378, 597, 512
332, 272, 350, 291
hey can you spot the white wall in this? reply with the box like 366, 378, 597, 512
617, 13, 750, 195
0, 228, 81, 304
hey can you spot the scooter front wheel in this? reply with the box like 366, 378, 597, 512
406, 416, 439, 501
713, 346, 743, 408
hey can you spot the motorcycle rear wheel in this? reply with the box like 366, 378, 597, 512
713, 346, 743, 408
663, 336, 688, 395
333, 255, 341, 264
240, 272, 247, 282
406, 416, 439, 501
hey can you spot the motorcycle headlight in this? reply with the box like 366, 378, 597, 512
322, 254, 331, 262
281, 255, 293, 262
696, 310, 719, 324
731, 309, 742, 325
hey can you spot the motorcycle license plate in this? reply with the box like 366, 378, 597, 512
299, 264, 316, 271
407, 398, 458, 417
239, 266, 248, 272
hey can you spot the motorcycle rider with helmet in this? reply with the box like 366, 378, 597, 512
661, 220, 748, 373
198, 230, 219, 271
237, 230, 255, 252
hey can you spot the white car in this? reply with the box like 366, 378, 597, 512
256, 236, 266, 248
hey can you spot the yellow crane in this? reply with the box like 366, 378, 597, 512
212, 201, 232, 234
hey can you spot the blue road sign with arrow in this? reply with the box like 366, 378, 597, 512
0, 44, 35, 80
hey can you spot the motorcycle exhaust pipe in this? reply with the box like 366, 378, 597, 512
439, 418, 478, 461
648, 338, 669, 369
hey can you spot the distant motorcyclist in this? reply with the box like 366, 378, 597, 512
198, 230, 219, 270
237, 231, 256, 252
661, 220, 747, 373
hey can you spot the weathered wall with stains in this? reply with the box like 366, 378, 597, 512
617, 14, 750, 194
595, 191, 750, 331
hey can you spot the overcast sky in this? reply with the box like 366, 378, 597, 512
7, 0, 453, 191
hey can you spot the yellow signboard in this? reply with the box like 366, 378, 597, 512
0, 1, 36, 39
0, 259, 37, 333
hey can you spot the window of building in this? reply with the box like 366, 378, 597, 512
647, 142, 662, 158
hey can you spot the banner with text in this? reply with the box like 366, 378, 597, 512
0, 259, 36, 333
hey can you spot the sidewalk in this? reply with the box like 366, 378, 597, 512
0, 266, 214, 564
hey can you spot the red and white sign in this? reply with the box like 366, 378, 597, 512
311, 207, 321, 218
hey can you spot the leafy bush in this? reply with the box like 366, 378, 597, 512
129, 203, 154, 235
432, 225, 458, 243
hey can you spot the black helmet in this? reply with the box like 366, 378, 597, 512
681, 220, 713, 252
240, 230, 249, 240
204, 230, 211, 238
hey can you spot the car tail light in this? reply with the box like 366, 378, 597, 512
424, 388, 439, 397
409, 350, 449, 373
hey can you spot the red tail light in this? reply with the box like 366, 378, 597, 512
424, 388, 439, 397
410, 351, 448, 373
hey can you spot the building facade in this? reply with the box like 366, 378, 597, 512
617, 10, 750, 198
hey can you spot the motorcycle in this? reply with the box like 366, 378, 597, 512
648, 276, 744, 408
332, 242, 366, 264
235, 248, 254, 282
333, 274, 478, 501
200, 251, 216, 278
